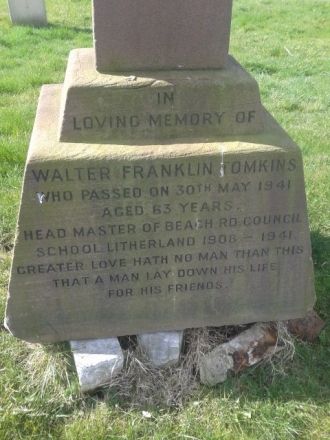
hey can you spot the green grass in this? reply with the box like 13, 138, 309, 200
0, 0, 329, 438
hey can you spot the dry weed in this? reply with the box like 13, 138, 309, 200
21, 323, 296, 408
104, 323, 294, 408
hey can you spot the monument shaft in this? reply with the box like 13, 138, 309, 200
93, 0, 233, 72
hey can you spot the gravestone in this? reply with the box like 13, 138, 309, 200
7, 0, 47, 26
5, 0, 315, 345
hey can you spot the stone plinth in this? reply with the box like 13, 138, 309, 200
5, 85, 315, 343
59, 49, 263, 144
7, 0, 47, 26
93, 0, 233, 72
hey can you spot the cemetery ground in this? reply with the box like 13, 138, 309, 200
0, 0, 329, 438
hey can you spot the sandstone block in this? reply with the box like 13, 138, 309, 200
59, 49, 263, 144
5, 85, 315, 343
93, 0, 233, 72
137, 331, 184, 367
70, 338, 124, 392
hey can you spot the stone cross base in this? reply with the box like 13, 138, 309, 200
59, 49, 263, 144
5, 85, 315, 344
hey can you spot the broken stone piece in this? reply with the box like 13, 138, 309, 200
199, 323, 278, 386
286, 310, 325, 342
137, 331, 184, 367
70, 338, 124, 392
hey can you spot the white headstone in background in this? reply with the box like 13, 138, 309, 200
8, 0, 47, 26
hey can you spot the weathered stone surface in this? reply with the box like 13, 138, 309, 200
70, 338, 124, 392
93, 0, 232, 72
200, 323, 278, 385
137, 331, 183, 367
59, 49, 263, 144
5, 85, 315, 343
7, 0, 47, 26
286, 310, 325, 342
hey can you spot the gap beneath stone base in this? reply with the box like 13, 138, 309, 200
70, 312, 324, 393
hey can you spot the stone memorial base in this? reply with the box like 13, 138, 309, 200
59, 49, 264, 144
5, 84, 315, 344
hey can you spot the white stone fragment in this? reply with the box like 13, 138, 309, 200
200, 323, 278, 386
7, 0, 47, 26
137, 331, 184, 367
70, 338, 124, 392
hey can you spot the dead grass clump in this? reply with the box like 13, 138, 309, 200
21, 323, 296, 408
104, 324, 287, 408
23, 342, 75, 399
264, 321, 296, 375
104, 328, 209, 408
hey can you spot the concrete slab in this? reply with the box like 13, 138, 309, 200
70, 338, 124, 392
137, 331, 184, 367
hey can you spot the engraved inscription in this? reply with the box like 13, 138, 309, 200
15, 156, 308, 307
71, 110, 255, 133
67, 90, 261, 140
